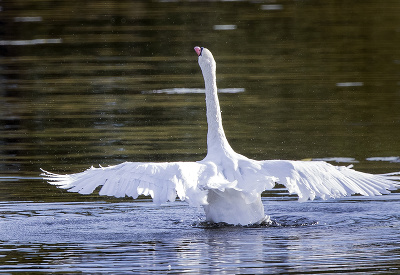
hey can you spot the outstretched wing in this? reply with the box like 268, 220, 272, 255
41, 161, 209, 206
260, 160, 400, 202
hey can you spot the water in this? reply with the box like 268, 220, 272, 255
1, 197, 400, 274
1, 0, 400, 273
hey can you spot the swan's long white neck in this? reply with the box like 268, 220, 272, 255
200, 62, 234, 156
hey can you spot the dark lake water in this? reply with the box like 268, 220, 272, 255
1, 0, 400, 273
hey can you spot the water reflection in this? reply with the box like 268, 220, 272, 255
0, 38, 62, 46
143, 88, 245, 94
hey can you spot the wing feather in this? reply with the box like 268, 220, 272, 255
125, 179, 140, 199
260, 160, 399, 202
41, 161, 208, 206
42, 159, 399, 205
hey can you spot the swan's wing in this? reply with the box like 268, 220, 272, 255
41, 161, 208, 206
260, 160, 400, 202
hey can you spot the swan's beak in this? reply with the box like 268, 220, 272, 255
194, 46, 203, 56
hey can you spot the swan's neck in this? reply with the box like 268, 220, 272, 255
203, 67, 234, 156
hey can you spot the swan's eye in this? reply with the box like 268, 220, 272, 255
200, 47, 204, 56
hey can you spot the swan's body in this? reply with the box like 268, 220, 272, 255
42, 47, 400, 225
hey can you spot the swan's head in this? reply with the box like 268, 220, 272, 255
194, 46, 216, 73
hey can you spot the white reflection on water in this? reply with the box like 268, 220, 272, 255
0, 38, 62, 46
14, 17, 43, 22
213, 25, 237, 30
311, 157, 359, 163
367, 157, 400, 163
0, 176, 42, 182
261, 4, 283, 11
336, 82, 364, 87
142, 88, 245, 94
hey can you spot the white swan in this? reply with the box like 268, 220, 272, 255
41, 46, 400, 225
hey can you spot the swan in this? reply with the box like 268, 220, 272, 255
41, 46, 400, 225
